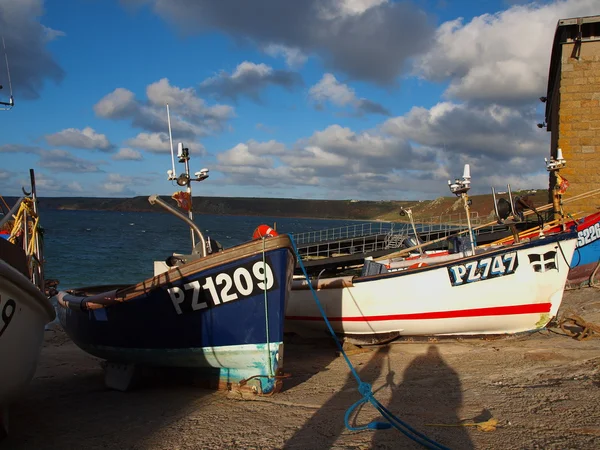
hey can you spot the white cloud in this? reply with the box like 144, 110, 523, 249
112, 148, 143, 161
45, 127, 114, 151
37, 149, 106, 173
309, 73, 390, 116
200, 62, 303, 102
309, 73, 356, 107
414, 0, 599, 105
263, 44, 308, 68
94, 79, 234, 139
216, 140, 285, 168
126, 132, 205, 155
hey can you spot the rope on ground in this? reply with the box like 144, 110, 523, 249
557, 311, 600, 341
590, 260, 600, 289
289, 236, 450, 450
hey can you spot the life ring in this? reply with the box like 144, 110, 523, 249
409, 261, 428, 269
252, 224, 279, 239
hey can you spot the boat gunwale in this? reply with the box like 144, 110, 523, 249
56, 234, 295, 309
354, 230, 577, 284
0, 259, 56, 321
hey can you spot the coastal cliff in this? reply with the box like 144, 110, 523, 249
27, 191, 548, 222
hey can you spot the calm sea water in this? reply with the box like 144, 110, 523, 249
41, 209, 366, 290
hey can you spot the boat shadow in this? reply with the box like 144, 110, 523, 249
283, 344, 474, 450
2, 351, 215, 450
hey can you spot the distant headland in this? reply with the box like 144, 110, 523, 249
23, 191, 548, 223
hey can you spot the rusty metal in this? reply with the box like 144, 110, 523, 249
238, 369, 291, 396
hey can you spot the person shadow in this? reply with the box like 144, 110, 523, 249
283, 344, 474, 449
371, 345, 474, 449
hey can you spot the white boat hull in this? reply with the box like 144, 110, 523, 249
286, 234, 577, 338
0, 260, 55, 430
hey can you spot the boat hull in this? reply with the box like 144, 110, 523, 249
568, 212, 600, 287
0, 261, 56, 407
496, 212, 600, 287
286, 233, 577, 339
57, 237, 295, 395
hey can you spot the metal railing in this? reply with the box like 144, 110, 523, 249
290, 210, 513, 259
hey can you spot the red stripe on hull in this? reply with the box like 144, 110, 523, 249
286, 303, 552, 322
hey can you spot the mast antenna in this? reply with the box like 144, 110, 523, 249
1, 35, 14, 109
166, 104, 176, 179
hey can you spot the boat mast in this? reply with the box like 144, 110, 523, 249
165, 105, 209, 250
1, 35, 14, 110
448, 164, 476, 255
545, 147, 567, 224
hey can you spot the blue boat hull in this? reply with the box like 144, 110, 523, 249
568, 212, 600, 287
57, 237, 295, 394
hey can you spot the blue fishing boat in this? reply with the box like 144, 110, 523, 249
55, 106, 295, 395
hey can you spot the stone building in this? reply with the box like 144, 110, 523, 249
545, 15, 600, 214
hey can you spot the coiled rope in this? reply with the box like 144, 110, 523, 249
290, 236, 450, 450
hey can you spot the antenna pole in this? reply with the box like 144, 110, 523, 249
1, 35, 14, 109
167, 104, 176, 177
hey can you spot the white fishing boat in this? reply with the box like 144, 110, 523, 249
0, 172, 56, 437
286, 165, 579, 344
287, 232, 577, 343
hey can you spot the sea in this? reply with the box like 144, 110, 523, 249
41, 208, 370, 290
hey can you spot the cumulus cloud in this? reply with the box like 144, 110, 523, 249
37, 149, 106, 173
112, 147, 143, 161
309, 73, 390, 116
94, 78, 234, 140
0, 0, 64, 99
123, 0, 434, 85
126, 132, 205, 155
217, 140, 285, 168
45, 127, 115, 151
414, 0, 599, 105
211, 95, 551, 199
100, 173, 142, 195
382, 102, 545, 160
0, 144, 42, 154
263, 44, 307, 68
200, 62, 303, 102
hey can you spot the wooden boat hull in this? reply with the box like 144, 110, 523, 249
56, 236, 295, 395
0, 260, 56, 427
286, 233, 577, 340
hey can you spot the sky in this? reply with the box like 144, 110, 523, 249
0, 0, 597, 200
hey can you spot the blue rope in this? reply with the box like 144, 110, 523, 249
289, 236, 451, 450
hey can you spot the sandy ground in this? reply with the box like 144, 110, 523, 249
2, 288, 600, 450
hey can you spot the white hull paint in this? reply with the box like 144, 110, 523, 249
0, 261, 55, 420
287, 235, 577, 338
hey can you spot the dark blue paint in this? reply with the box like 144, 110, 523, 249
58, 247, 293, 352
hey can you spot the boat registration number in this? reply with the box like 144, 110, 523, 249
0, 294, 17, 337
447, 252, 518, 286
577, 222, 600, 248
167, 260, 278, 315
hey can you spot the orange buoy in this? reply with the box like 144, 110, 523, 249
252, 224, 279, 239
409, 261, 428, 269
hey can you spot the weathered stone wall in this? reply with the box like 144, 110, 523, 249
556, 40, 600, 214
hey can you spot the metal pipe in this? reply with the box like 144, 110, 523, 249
0, 196, 23, 228
148, 194, 207, 258
29, 169, 44, 289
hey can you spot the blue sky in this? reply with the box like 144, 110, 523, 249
0, 0, 597, 200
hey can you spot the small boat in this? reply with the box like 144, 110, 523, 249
55, 107, 295, 395
487, 211, 600, 288
0, 170, 56, 437
286, 165, 580, 344
483, 149, 600, 288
